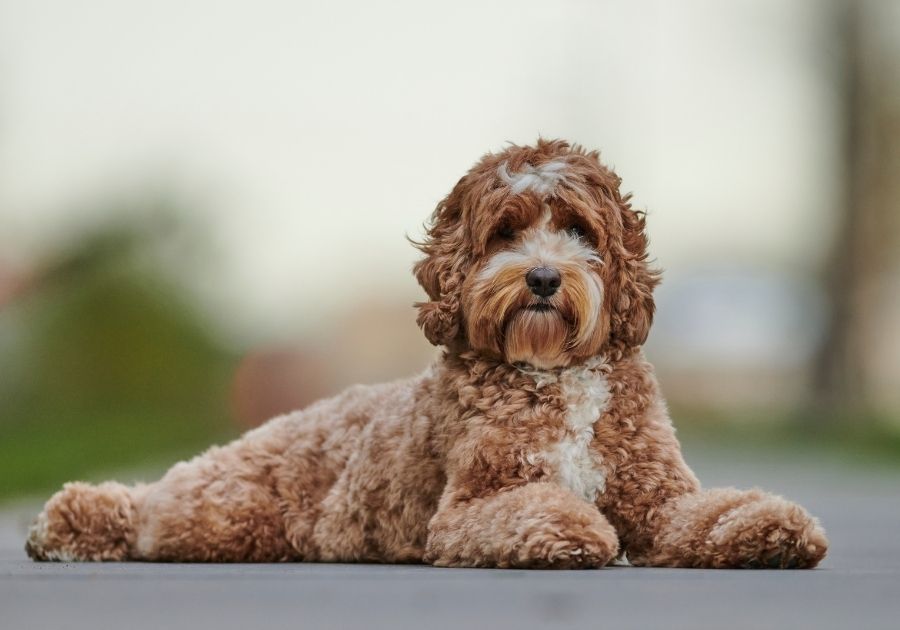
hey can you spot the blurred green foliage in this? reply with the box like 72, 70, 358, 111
675, 407, 900, 469
0, 219, 238, 501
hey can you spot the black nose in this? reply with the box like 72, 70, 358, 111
525, 267, 561, 297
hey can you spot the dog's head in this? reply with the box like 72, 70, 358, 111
414, 139, 659, 368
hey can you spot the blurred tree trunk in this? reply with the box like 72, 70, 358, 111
812, 0, 900, 419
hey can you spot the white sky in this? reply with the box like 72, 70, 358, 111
0, 0, 839, 342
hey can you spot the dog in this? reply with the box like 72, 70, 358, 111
26, 139, 828, 568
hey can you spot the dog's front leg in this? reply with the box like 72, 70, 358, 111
626, 487, 829, 569
597, 377, 828, 569
601, 429, 828, 569
425, 481, 619, 569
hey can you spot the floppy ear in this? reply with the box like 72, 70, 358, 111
412, 197, 468, 347
606, 199, 660, 351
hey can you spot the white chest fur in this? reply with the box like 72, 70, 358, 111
522, 359, 610, 502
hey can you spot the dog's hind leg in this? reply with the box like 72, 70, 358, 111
130, 447, 301, 562
26, 481, 139, 561
27, 456, 301, 563
25, 413, 335, 563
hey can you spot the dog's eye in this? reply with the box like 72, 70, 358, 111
497, 225, 516, 240
567, 224, 587, 239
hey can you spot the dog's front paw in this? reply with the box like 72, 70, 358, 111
425, 483, 620, 569
706, 493, 828, 569
511, 519, 620, 569
427, 512, 619, 570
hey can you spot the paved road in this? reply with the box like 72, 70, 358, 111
2, 446, 899, 630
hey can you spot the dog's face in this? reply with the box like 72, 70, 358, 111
414, 139, 658, 368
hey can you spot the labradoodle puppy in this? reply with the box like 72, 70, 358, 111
26, 139, 828, 569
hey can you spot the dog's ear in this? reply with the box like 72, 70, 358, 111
606, 198, 660, 351
412, 196, 468, 347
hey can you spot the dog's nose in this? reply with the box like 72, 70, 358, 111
525, 267, 561, 297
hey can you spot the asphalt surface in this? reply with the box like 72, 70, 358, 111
2, 446, 899, 630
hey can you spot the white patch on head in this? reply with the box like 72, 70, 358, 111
520, 357, 609, 502
498, 159, 568, 195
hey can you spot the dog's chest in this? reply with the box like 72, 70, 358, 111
525, 361, 610, 502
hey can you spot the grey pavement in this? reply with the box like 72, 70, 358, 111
2, 445, 899, 630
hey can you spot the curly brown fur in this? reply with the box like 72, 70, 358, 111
27, 139, 827, 569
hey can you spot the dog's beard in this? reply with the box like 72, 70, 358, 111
504, 307, 570, 368
464, 263, 604, 369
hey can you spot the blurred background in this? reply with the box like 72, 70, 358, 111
1, 0, 898, 503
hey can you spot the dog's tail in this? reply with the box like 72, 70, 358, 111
25, 481, 137, 561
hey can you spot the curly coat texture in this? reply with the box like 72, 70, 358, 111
26, 139, 828, 569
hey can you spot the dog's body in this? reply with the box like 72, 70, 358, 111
26, 140, 828, 568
